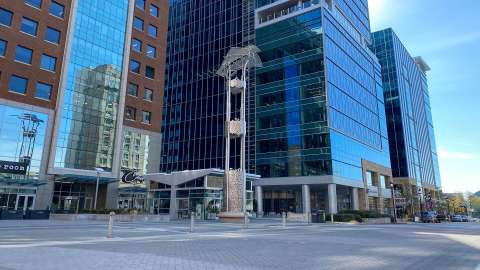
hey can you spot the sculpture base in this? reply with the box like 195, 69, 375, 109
218, 212, 247, 223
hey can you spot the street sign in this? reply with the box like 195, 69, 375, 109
0, 161, 28, 175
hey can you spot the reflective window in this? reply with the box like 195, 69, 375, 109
121, 130, 151, 175
53, 0, 129, 172
366, 171, 373, 186
0, 104, 48, 180
127, 83, 138, 96
133, 17, 144, 31
49, 1, 64, 18
148, 24, 157, 37
142, 111, 151, 124
143, 88, 153, 101
9, 75, 28, 94
21, 17, 38, 36
145, 65, 155, 79
131, 38, 142, 52
130, 60, 140, 73
126, 106, 136, 120
25, 0, 42, 9
35, 82, 52, 100
15, 46, 33, 64
44, 27, 61, 44
135, 0, 145, 10
40, 54, 56, 71
146, 45, 156, 58
0, 39, 6, 56
150, 4, 159, 17
0, 8, 13, 27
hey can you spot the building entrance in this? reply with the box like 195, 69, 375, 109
15, 194, 35, 213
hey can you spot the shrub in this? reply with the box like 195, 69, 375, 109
339, 210, 388, 219
333, 213, 362, 222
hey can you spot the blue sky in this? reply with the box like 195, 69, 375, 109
368, 0, 480, 193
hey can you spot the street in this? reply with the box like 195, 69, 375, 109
0, 219, 479, 270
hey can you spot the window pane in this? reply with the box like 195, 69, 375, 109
0, 8, 13, 26
145, 66, 155, 79
0, 39, 6, 56
133, 17, 144, 31
132, 38, 142, 52
142, 111, 151, 124
127, 83, 138, 96
25, 0, 42, 8
148, 24, 157, 37
21, 17, 38, 36
49, 1, 65, 18
45, 27, 61, 44
9, 75, 28, 94
130, 60, 140, 73
35, 82, 52, 100
15, 46, 33, 64
150, 4, 159, 17
40, 54, 56, 71
144, 88, 153, 101
135, 0, 145, 10
126, 106, 136, 120
146, 45, 156, 58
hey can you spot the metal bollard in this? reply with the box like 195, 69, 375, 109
190, 213, 194, 233
282, 212, 286, 228
243, 213, 249, 229
107, 211, 115, 238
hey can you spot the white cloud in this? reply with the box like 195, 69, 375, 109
438, 149, 477, 160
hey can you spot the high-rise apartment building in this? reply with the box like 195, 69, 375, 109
253, 0, 392, 215
371, 28, 441, 214
0, 0, 168, 212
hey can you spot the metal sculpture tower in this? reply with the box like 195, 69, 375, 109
216, 45, 262, 219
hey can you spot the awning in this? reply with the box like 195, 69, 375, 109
54, 174, 119, 184
0, 177, 48, 187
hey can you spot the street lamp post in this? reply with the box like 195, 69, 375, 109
94, 167, 104, 210
390, 183, 397, 223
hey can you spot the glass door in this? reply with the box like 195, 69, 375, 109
15, 194, 35, 213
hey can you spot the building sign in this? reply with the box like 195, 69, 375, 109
367, 186, 379, 197
395, 197, 407, 207
121, 169, 144, 184
0, 161, 28, 175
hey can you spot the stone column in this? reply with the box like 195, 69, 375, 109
255, 185, 263, 217
105, 181, 119, 209
352, 187, 359, 210
328, 184, 337, 214
169, 185, 177, 220
302, 184, 311, 214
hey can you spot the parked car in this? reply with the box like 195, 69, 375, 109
421, 211, 437, 223
461, 215, 469, 222
451, 215, 463, 222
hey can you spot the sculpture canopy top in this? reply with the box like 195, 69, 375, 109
216, 45, 263, 78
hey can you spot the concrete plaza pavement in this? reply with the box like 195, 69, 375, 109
0, 219, 479, 270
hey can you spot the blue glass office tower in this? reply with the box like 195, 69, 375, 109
371, 29, 441, 212
161, 0, 256, 173
253, 0, 392, 215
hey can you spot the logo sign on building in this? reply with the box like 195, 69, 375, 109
0, 161, 28, 175
367, 186, 379, 197
121, 169, 144, 184
395, 197, 407, 207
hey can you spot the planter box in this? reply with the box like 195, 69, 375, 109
363, 217, 391, 224
287, 212, 309, 222
0, 209, 24, 220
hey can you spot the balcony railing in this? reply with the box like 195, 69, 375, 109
257, 0, 322, 26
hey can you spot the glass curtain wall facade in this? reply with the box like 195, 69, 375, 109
371, 29, 441, 190
53, 0, 130, 172
255, 1, 390, 183
161, 0, 256, 173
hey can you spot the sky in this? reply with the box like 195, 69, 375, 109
368, 0, 480, 193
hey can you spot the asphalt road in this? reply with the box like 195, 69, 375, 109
0, 219, 479, 270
